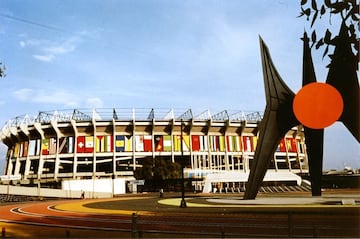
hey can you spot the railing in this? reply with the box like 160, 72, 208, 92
1, 108, 263, 132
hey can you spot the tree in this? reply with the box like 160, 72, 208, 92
0, 62, 5, 78
134, 157, 181, 181
299, 0, 359, 63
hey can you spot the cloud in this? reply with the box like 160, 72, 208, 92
12, 88, 105, 109
85, 97, 104, 108
13, 88, 33, 101
32, 54, 54, 62
19, 35, 81, 63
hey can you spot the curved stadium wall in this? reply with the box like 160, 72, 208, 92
0, 108, 308, 190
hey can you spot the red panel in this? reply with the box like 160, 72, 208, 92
191, 135, 200, 151
77, 136, 85, 153
143, 136, 152, 152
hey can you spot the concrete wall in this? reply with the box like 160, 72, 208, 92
62, 178, 127, 195
0, 184, 113, 199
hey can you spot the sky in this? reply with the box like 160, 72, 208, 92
0, 0, 359, 174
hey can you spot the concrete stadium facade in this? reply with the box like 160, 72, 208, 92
0, 108, 309, 194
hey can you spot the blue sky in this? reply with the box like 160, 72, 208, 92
0, 0, 358, 174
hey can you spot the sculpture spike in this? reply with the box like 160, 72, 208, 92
302, 31, 324, 196
244, 37, 298, 199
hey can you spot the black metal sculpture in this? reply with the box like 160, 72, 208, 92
244, 25, 359, 199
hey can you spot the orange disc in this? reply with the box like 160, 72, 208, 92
293, 82, 343, 129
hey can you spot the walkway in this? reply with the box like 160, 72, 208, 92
0, 190, 359, 238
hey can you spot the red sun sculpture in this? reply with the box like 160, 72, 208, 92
244, 24, 359, 199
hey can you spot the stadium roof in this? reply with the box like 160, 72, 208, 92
1, 108, 263, 131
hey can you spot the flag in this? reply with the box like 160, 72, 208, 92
22, 141, 29, 157
135, 135, 144, 152
48, 138, 57, 154
77, 136, 95, 153
154, 135, 164, 152
163, 135, 171, 151
243, 136, 253, 152
296, 139, 303, 153
173, 135, 189, 152
115, 135, 125, 152
200, 135, 208, 151
59, 137, 67, 154
19, 142, 24, 157
13, 143, 20, 158
104, 135, 113, 152
209, 136, 215, 151
59, 137, 74, 154
226, 136, 233, 152
84, 136, 94, 153
96, 135, 105, 152
278, 138, 286, 152
286, 138, 297, 152
28, 140, 36, 156
125, 135, 133, 151
42, 138, 49, 155
35, 139, 41, 155
174, 135, 181, 151
219, 136, 225, 152
144, 135, 152, 152
234, 136, 241, 152
191, 135, 200, 151
253, 136, 258, 151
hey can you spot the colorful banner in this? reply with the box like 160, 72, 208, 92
154, 135, 164, 151
143, 135, 152, 152
173, 135, 190, 152
58, 137, 74, 154
277, 138, 286, 152
191, 135, 200, 151
28, 139, 41, 156
77, 136, 94, 153
243, 136, 255, 152
96, 135, 113, 152
48, 138, 57, 155
41, 138, 49, 155
286, 138, 297, 153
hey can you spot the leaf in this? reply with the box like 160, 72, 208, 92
320, 5, 326, 15
297, 12, 305, 17
301, 0, 308, 5
324, 0, 333, 8
331, 2, 347, 13
349, 24, 355, 35
311, 0, 318, 10
324, 29, 332, 44
350, 4, 359, 20
311, 10, 319, 27
316, 38, 324, 49
303, 7, 311, 20
351, 13, 358, 21
311, 30, 317, 43
322, 45, 329, 59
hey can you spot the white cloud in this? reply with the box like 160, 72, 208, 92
12, 88, 105, 109
19, 41, 26, 47
32, 54, 54, 62
85, 98, 104, 108
19, 35, 81, 63
13, 88, 33, 101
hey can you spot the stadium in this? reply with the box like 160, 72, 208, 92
0, 108, 309, 197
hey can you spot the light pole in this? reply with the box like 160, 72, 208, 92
180, 119, 187, 208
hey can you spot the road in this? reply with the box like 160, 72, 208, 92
0, 191, 359, 238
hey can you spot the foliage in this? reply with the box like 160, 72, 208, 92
134, 157, 182, 181
299, 0, 359, 61
0, 62, 5, 78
